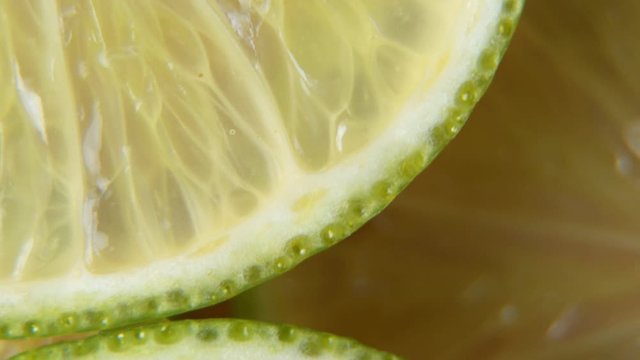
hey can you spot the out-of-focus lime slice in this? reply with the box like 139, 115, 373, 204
11, 319, 401, 359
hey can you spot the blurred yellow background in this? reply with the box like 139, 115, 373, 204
229, 1, 640, 359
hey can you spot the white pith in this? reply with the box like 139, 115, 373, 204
101, 341, 342, 360
0, 0, 504, 329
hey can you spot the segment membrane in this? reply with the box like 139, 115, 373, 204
0, 0, 465, 280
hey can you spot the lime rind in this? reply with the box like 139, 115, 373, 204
10, 319, 403, 360
0, 0, 523, 339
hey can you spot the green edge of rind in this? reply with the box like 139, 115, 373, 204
10, 319, 404, 360
0, 0, 524, 340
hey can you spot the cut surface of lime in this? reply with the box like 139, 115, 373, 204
0, 0, 522, 338
10, 319, 401, 359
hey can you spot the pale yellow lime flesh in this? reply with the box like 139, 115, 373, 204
0, 0, 460, 277
0, 0, 522, 339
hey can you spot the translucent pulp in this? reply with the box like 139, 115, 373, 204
0, 0, 468, 279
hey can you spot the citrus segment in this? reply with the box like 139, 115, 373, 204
0, 0, 523, 338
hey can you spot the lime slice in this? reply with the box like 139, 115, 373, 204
10, 319, 401, 359
0, 0, 522, 338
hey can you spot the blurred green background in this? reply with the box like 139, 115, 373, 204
223, 1, 640, 358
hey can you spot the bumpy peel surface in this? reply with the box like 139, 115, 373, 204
12, 319, 402, 359
0, 0, 523, 339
